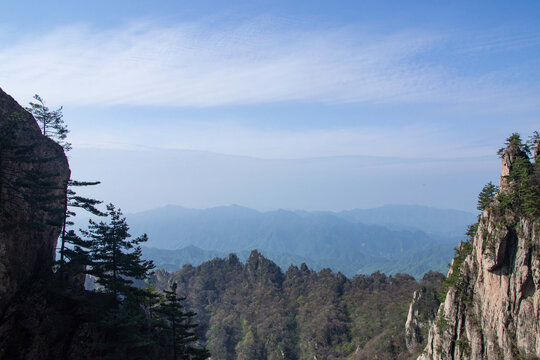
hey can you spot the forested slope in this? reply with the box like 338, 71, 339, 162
153, 251, 444, 360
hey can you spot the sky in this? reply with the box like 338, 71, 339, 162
1, 1, 539, 213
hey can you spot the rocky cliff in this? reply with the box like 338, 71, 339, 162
418, 137, 540, 360
0, 88, 101, 359
0, 88, 187, 360
0, 87, 70, 314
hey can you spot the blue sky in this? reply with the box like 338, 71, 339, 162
1, 1, 539, 212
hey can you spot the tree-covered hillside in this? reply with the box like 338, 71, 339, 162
152, 251, 444, 360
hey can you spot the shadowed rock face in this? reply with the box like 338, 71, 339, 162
0, 89, 170, 360
418, 145, 540, 360
0, 87, 70, 314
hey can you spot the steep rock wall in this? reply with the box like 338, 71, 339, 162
418, 143, 540, 360
0, 88, 172, 360
0, 87, 70, 314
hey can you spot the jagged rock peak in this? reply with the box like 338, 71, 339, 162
247, 249, 263, 264
227, 252, 240, 265
246, 250, 284, 285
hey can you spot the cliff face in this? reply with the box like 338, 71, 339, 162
0, 87, 70, 314
0, 88, 89, 359
418, 141, 540, 360
0, 88, 174, 360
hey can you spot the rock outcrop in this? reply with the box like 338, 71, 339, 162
0, 87, 70, 314
0, 88, 100, 359
418, 139, 540, 359
0, 88, 178, 360
405, 272, 444, 353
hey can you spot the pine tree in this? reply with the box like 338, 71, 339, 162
75, 205, 160, 359
142, 281, 163, 322
82, 203, 154, 298
62, 229, 93, 272
25, 94, 71, 151
156, 282, 210, 360
526, 131, 540, 159
24, 95, 105, 271
98, 294, 154, 359
477, 181, 499, 211
58, 179, 105, 271
497, 132, 540, 218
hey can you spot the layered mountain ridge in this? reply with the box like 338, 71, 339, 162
125, 204, 475, 278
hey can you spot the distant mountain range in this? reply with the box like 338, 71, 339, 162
336, 204, 477, 239
123, 204, 477, 278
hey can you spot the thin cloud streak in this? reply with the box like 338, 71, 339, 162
0, 19, 538, 110
69, 122, 494, 160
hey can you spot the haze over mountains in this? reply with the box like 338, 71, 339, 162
121, 204, 477, 278
69, 147, 497, 215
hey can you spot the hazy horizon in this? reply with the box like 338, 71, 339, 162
68, 146, 496, 214
124, 202, 477, 215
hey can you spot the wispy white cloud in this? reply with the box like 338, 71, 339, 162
69, 120, 495, 160
454, 30, 540, 54
0, 19, 538, 110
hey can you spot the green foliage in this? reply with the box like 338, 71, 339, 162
510, 156, 538, 216
153, 254, 445, 360
411, 272, 445, 343
26, 94, 71, 151
155, 282, 210, 360
465, 223, 478, 240
435, 313, 450, 332
24, 94, 106, 270
1, 91, 211, 359
455, 337, 471, 355
58, 179, 106, 270
498, 133, 530, 157
235, 320, 261, 360
498, 132, 540, 219
96, 295, 154, 359
82, 204, 155, 298
73, 205, 211, 358
439, 240, 472, 303
527, 131, 540, 157
477, 182, 498, 211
